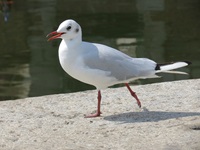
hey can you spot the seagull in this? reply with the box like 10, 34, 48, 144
47, 19, 191, 118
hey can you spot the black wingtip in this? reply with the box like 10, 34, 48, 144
155, 64, 160, 70
183, 61, 192, 65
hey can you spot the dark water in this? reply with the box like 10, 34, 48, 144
0, 0, 199, 100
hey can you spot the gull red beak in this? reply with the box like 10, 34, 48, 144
46, 31, 65, 41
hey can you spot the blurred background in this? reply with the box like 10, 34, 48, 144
0, 0, 199, 100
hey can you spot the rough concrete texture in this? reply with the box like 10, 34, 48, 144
0, 79, 200, 150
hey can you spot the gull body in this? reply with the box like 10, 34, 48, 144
59, 40, 157, 90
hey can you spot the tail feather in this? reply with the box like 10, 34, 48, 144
155, 61, 191, 74
160, 70, 188, 75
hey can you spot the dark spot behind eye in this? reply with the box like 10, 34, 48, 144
66, 26, 71, 31
75, 28, 79, 33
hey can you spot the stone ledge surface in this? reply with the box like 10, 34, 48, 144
0, 79, 200, 150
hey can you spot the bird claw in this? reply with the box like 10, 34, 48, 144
137, 101, 142, 108
84, 111, 102, 118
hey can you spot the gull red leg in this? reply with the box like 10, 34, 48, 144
125, 83, 141, 108
85, 90, 102, 118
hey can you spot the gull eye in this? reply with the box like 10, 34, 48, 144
66, 26, 71, 31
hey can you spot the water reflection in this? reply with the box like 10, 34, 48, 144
0, 0, 13, 22
0, 0, 199, 100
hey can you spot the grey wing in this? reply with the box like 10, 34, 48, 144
82, 43, 157, 81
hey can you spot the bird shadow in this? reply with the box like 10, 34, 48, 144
104, 108, 200, 123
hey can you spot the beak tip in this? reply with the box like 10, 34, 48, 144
46, 31, 62, 41
46, 33, 51, 38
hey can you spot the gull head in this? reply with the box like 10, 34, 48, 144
47, 19, 82, 41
